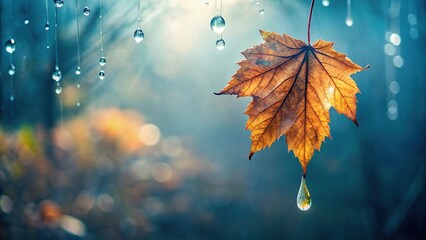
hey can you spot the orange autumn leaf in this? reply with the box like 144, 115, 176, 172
216, 30, 368, 174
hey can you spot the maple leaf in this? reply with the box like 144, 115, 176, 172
216, 30, 368, 174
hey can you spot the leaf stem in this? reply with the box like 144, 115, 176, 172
307, 0, 316, 45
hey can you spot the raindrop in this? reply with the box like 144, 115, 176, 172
75, 66, 81, 75
5, 39, 16, 54
53, 0, 64, 8
210, 15, 226, 34
99, 57, 107, 66
259, 9, 265, 15
8, 64, 15, 76
55, 84, 63, 94
296, 176, 312, 211
99, 70, 105, 80
24, 18, 30, 25
345, 16, 353, 27
134, 29, 144, 43
52, 68, 62, 82
83, 7, 91, 16
216, 38, 225, 50
45, 23, 50, 31
322, 0, 330, 7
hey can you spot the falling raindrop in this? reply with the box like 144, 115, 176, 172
322, 0, 330, 7
346, 0, 353, 27
55, 84, 63, 94
8, 64, 16, 76
134, 29, 144, 43
75, 67, 81, 75
99, 57, 107, 66
52, 68, 62, 82
259, 9, 265, 15
53, 0, 64, 8
83, 7, 91, 16
296, 176, 312, 211
210, 15, 225, 34
5, 39, 16, 54
24, 18, 30, 24
99, 70, 105, 80
216, 38, 225, 50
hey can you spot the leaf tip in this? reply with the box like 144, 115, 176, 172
249, 152, 254, 160
354, 119, 359, 127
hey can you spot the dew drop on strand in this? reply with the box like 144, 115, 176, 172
83, 7, 91, 16
75, 67, 81, 75
322, 0, 330, 7
216, 39, 225, 50
210, 15, 226, 34
99, 57, 107, 66
45, 23, 50, 31
259, 9, 265, 15
53, 0, 64, 8
10, 95, 14, 102
24, 18, 30, 25
5, 39, 16, 54
55, 84, 62, 95
52, 68, 62, 82
8, 64, 16, 76
345, 17, 353, 27
76, 84, 81, 88
296, 176, 312, 211
134, 29, 145, 43
99, 70, 105, 80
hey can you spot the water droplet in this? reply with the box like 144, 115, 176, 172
55, 84, 63, 95
259, 9, 265, 15
8, 64, 16, 76
76, 84, 81, 88
47, 44, 50, 49
134, 29, 145, 43
52, 68, 62, 82
345, 16, 353, 27
99, 57, 107, 66
210, 15, 226, 34
322, 0, 330, 7
53, 0, 64, 8
296, 176, 312, 211
45, 22, 50, 31
83, 7, 91, 16
99, 70, 105, 80
216, 38, 225, 50
5, 39, 16, 54
24, 18, 30, 25
256, 1, 260, 5
75, 67, 81, 75
77, 102, 81, 107
10, 95, 14, 102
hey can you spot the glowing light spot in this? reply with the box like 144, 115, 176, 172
60, 215, 86, 237
389, 81, 400, 94
151, 162, 173, 183
389, 33, 401, 46
384, 43, 396, 56
393, 55, 404, 68
97, 194, 114, 212
139, 124, 161, 146
0, 195, 13, 213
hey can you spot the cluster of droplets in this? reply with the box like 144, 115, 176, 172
210, 15, 226, 50
256, 1, 265, 15
134, 0, 145, 43
5, 39, 16, 101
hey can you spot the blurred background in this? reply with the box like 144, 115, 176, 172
0, 0, 425, 239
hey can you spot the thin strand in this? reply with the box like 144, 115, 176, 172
54, 7, 59, 68
45, 0, 50, 49
76, 0, 81, 68
100, 0, 104, 54
307, 0, 316, 45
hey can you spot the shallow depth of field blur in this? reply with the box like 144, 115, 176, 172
1, 0, 425, 239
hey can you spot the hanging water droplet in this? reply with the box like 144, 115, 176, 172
134, 29, 145, 43
322, 0, 330, 7
53, 0, 64, 8
45, 22, 50, 31
296, 176, 312, 211
83, 7, 91, 16
345, 16, 353, 27
46, 44, 50, 49
8, 64, 16, 76
259, 9, 265, 15
75, 66, 81, 75
52, 68, 62, 82
10, 95, 14, 102
210, 15, 226, 34
55, 84, 63, 95
99, 57, 107, 66
5, 39, 16, 54
216, 38, 225, 50
99, 70, 105, 80
24, 18, 30, 25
